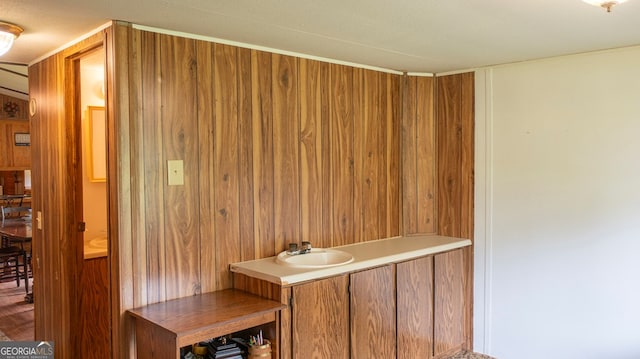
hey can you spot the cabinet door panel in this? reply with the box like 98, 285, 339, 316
350, 265, 396, 359
434, 249, 465, 356
292, 275, 349, 359
397, 256, 434, 359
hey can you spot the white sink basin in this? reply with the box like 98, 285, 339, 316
275, 248, 354, 268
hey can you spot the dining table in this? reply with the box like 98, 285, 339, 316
0, 218, 32, 303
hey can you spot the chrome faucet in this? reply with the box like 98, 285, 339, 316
287, 241, 312, 255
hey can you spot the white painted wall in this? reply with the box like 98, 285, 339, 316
474, 46, 640, 359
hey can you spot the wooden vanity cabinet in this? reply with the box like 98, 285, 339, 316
433, 248, 465, 356
397, 255, 434, 359
291, 274, 349, 358
234, 247, 467, 359
397, 248, 466, 358
289, 265, 396, 359
350, 264, 396, 359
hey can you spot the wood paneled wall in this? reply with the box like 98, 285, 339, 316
0, 95, 30, 170
435, 73, 475, 350
28, 21, 474, 358
114, 23, 402, 312
28, 30, 108, 358
402, 76, 436, 234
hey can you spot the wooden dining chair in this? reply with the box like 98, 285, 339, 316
0, 206, 31, 292
1, 206, 31, 247
0, 245, 27, 289
1, 206, 32, 222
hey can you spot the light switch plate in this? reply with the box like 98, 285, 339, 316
167, 160, 184, 186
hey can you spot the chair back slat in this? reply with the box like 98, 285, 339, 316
1, 206, 32, 222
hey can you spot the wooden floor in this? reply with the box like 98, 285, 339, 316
0, 278, 34, 341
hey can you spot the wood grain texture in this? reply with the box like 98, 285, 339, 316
23, 25, 477, 358
397, 256, 434, 359
114, 28, 406, 307
459, 72, 475, 350
127, 289, 285, 349
350, 265, 396, 359
232, 273, 282, 301
250, 50, 275, 259
435, 73, 475, 351
78, 257, 111, 358
28, 29, 106, 359
0, 119, 31, 169
329, 64, 355, 247
214, 43, 241, 290
299, 58, 324, 247
361, 69, 381, 242
436, 75, 462, 238
402, 76, 436, 235
416, 77, 436, 234
140, 30, 165, 304
195, 39, 217, 295
108, 21, 135, 359
161, 34, 201, 300
237, 47, 256, 263
279, 286, 292, 359
272, 54, 300, 253
386, 73, 402, 238
292, 274, 349, 359
434, 249, 465, 356
402, 76, 418, 234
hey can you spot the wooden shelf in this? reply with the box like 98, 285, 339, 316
127, 289, 286, 359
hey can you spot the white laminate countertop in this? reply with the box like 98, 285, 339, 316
230, 234, 471, 286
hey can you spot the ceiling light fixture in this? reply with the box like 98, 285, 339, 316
582, 0, 629, 12
0, 21, 24, 57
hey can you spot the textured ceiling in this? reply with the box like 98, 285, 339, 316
1, 0, 640, 97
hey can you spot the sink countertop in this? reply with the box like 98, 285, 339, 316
230, 234, 471, 286
84, 237, 108, 259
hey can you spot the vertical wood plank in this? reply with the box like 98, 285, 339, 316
362, 69, 381, 242
110, 21, 136, 358
402, 76, 418, 235
436, 75, 462, 238
434, 249, 465, 356
350, 264, 396, 359
160, 35, 200, 299
352, 67, 364, 243
397, 256, 434, 359
460, 72, 475, 349
387, 73, 401, 237
196, 40, 217, 294
319, 62, 332, 250
272, 54, 300, 252
78, 258, 111, 358
214, 43, 240, 290
237, 47, 255, 262
416, 76, 436, 234
279, 287, 292, 359
292, 275, 349, 358
329, 64, 354, 247
140, 30, 165, 304
251, 50, 275, 259
435, 73, 474, 352
299, 58, 324, 246
460, 72, 475, 240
